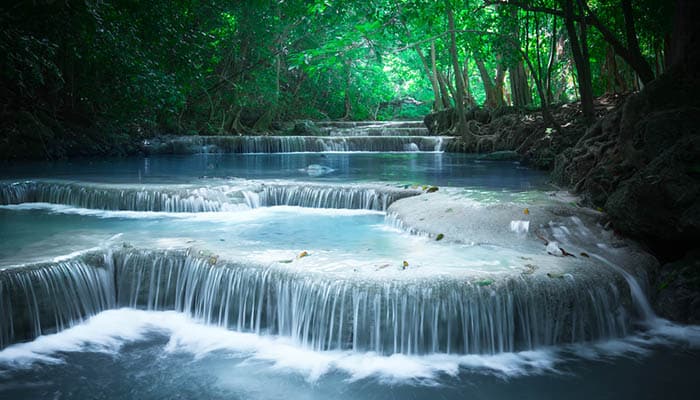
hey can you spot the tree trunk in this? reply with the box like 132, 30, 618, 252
476, 60, 498, 109
436, 70, 452, 108
447, 5, 467, 136
578, 0, 655, 84
509, 61, 531, 107
563, 0, 595, 121
668, 0, 700, 73
342, 60, 352, 120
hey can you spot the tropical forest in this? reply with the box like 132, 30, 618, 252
0, 0, 698, 399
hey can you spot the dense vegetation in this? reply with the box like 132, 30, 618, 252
0, 0, 679, 158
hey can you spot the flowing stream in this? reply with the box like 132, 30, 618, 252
0, 122, 698, 399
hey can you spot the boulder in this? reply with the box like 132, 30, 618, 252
653, 250, 700, 324
292, 120, 321, 136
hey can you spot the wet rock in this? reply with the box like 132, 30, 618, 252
292, 120, 321, 136
605, 134, 700, 251
653, 250, 700, 324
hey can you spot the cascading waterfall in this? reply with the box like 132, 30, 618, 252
243, 184, 421, 211
112, 249, 632, 355
0, 181, 237, 212
317, 121, 429, 137
144, 136, 452, 154
0, 252, 115, 348
0, 247, 640, 354
1, 181, 421, 212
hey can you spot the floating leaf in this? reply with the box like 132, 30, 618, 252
475, 279, 493, 286
402, 260, 409, 269
580, 252, 590, 258
297, 251, 309, 259
426, 186, 439, 193
436, 233, 444, 241
421, 185, 428, 190
559, 247, 576, 257
208, 256, 218, 265
523, 208, 529, 215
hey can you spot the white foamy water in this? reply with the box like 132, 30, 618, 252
0, 203, 383, 220
1, 309, 698, 384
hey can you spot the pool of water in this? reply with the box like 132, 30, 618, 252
0, 205, 539, 275
0, 309, 698, 400
1, 153, 549, 189
0, 152, 698, 399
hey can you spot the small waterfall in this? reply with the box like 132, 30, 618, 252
144, 136, 453, 154
0, 181, 238, 212
0, 248, 637, 353
243, 184, 421, 210
317, 121, 429, 137
590, 253, 656, 322
113, 249, 633, 355
0, 253, 115, 348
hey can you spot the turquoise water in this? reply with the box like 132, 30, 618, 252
1, 153, 548, 188
0, 152, 698, 399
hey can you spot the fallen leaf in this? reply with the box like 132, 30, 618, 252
297, 251, 309, 259
580, 252, 590, 258
436, 233, 444, 241
559, 247, 576, 257
426, 186, 439, 193
402, 260, 409, 269
523, 208, 529, 215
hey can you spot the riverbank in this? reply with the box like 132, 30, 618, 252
428, 70, 700, 323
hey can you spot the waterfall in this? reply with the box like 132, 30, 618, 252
317, 121, 429, 137
590, 253, 657, 322
0, 252, 115, 348
0, 248, 636, 353
1, 181, 421, 212
0, 181, 240, 212
113, 249, 632, 355
144, 136, 453, 154
243, 184, 421, 210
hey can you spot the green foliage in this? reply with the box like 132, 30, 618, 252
0, 0, 678, 159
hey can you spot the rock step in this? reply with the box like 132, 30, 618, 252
315, 120, 425, 129
322, 127, 429, 137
